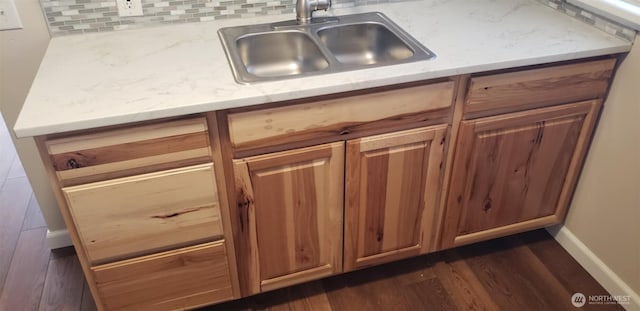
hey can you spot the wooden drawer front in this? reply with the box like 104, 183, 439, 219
92, 241, 233, 311
465, 59, 615, 117
228, 81, 454, 153
63, 163, 223, 265
46, 117, 211, 186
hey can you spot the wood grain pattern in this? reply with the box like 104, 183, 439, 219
38, 255, 85, 311
454, 215, 559, 246
442, 100, 602, 248
232, 159, 262, 296
458, 237, 576, 310
233, 142, 344, 294
1, 62, 623, 310
0, 177, 34, 291
35, 136, 107, 310
261, 265, 334, 292
0, 170, 616, 311
213, 110, 262, 298
0, 228, 50, 311
520, 230, 625, 311
56, 148, 212, 187
344, 126, 447, 271
228, 82, 454, 154
465, 59, 614, 117
92, 241, 233, 311
433, 252, 500, 311
46, 117, 212, 186
205, 112, 242, 299
63, 163, 223, 264
432, 74, 470, 252
1, 176, 618, 310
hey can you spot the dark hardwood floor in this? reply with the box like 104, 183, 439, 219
0, 118, 95, 311
0, 118, 621, 311
202, 230, 622, 311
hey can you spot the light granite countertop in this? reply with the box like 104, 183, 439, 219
14, 0, 632, 137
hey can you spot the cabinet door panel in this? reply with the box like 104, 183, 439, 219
253, 159, 324, 279
345, 126, 447, 271
233, 142, 344, 293
460, 116, 580, 233
360, 144, 424, 256
443, 100, 601, 247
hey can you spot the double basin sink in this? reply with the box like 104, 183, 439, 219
218, 12, 436, 84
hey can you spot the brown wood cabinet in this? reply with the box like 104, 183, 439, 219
344, 125, 447, 271
63, 163, 223, 265
45, 117, 213, 187
232, 142, 344, 294
441, 100, 602, 248
227, 82, 454, 155
464, 59, 615, 118
91, 241, 233, 311
37, 117, 240, 310
34, 57, 620, 310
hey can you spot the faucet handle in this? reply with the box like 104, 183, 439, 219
296, 0, 331, 24
314, 0, 330, 11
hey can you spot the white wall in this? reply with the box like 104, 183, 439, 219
550, 35, 640, 310
0, 0, 69, 244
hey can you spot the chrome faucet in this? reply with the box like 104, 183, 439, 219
296, 0, 331, 24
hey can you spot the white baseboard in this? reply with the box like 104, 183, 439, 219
547, 226, 640, 311
46, 229, 73, 249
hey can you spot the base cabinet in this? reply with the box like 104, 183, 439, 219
232, 142, 344, 294
92, 241, 233, 311
442, 100, 602, 247
35, 57, 618, 310
344, 125, 447, 271
38, 117, 240, 311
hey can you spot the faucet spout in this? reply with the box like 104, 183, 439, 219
296, 0, 331, 24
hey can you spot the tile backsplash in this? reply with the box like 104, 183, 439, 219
41, 0, 360, 36
42, 0, 636, 39
535, 0, 636, 41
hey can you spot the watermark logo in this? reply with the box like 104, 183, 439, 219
571, 293, 631, 307
572, 293, 586, 307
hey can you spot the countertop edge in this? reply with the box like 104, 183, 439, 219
13, 0, 632, 138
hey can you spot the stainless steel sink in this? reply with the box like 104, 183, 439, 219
236, 31, 329, 77
317, 23, 415, 65
218, 12, 436, 84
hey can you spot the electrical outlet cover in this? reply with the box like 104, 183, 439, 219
0, 0, 23, 31
116, 0, 143, 17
